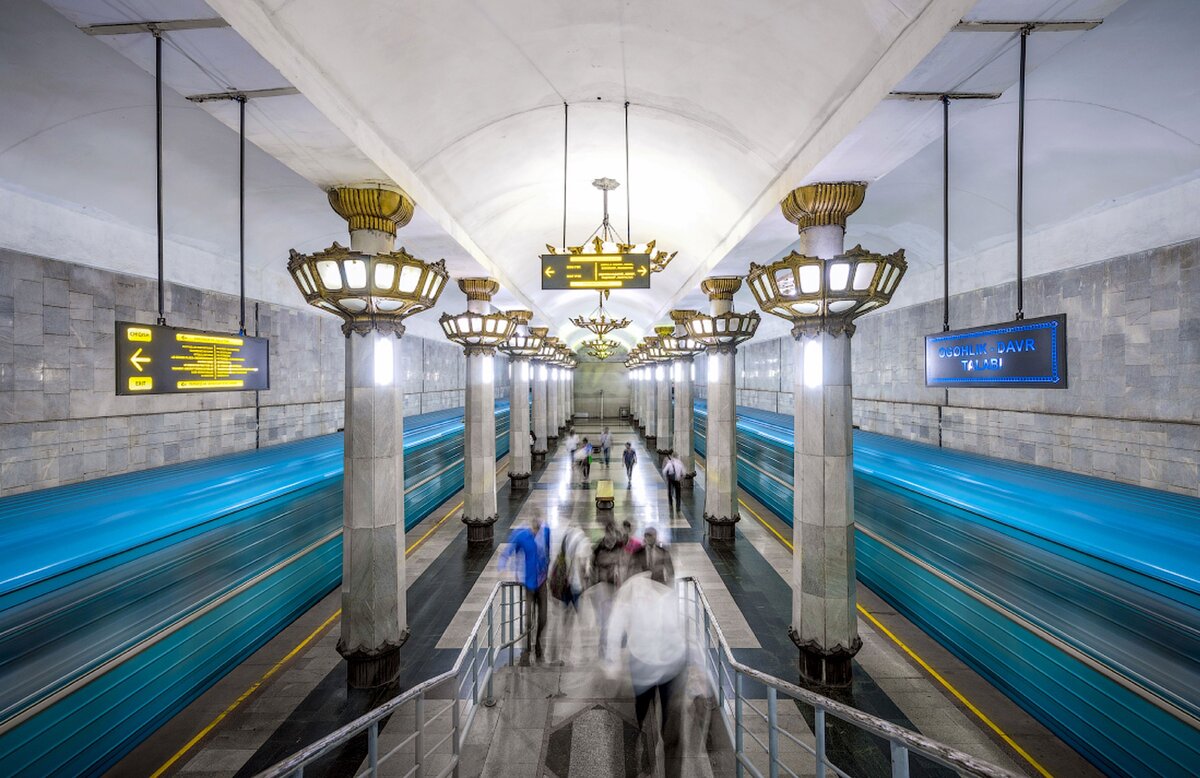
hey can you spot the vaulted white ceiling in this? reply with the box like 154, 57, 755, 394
8, 0, 1199, 352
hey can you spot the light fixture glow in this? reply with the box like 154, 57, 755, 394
655, 365, 664, 381
482, 355, 494, 384
374, 336, 394, 386
804, 339, 823, 388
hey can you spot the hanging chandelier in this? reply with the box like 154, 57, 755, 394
570, 290, 631, 337
544, 178, 676, 272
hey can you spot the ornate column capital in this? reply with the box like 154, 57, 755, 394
459, 277, 500, 301
700, 276, 742, 301
780, 182, 866, 232
327, 184, 414, 236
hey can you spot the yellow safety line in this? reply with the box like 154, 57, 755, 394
153, 497, 466, 775
735, 495, 1054, 778
148, 609, 340, 778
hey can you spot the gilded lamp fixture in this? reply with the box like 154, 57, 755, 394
439, 278, 518, 353
498, 310, 544, 357
288, 187, 448, 336
748, 182, 906, 337
657, 313, 704, 356
570, 291, 631, 337
545, 178, 677, 274
685, 277, 760, 351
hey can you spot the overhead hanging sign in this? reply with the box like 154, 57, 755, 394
541, 253, 651, 290
115, 321, 269, 395
925, 314, 1067, 388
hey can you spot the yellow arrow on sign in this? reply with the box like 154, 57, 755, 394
636, 266, 648, 276
130, 347, 151, 372
544, 266, 556, 278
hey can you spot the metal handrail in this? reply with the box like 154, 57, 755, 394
255, 581, 529, 778
677, 576, 1024, 778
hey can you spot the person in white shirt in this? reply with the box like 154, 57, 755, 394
661, 451, 685, 514
599, 427, 613, 467
565, 432, 579, 463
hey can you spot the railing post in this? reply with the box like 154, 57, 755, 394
415, 695, 425, 778
506, 586, 515, 667
890, 741, 910, 778
452, 687, 462, 778
485, 599, 496, 706
734, 672, 744, 778
815, 707, 827, 778
767, 687, 779, 778
471, 633, 479, 704
368, 722, 378, 776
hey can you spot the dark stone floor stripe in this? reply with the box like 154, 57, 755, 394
234, 447, 552, 776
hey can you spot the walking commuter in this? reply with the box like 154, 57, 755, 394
622, 519, 643, 554
623, 442, 637, 487
576, 438, 593, 481
599, 427, 613, 467
662, 451, 685, 514
605, 571, 687, 774
629, 527, 675, 584
592, 521, 625, 655
499, 517, 551, 660
565, 431, 579, 461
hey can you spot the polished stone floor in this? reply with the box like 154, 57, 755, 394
110, 420, 1099, 778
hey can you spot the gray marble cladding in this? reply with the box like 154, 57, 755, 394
719, 238, 1200, 496
0, 251, 482, 495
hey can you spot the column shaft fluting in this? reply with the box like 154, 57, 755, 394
702, 345, 739, 540
462, 348, 499, 542
655, 364, 672, 454
547, 369, 560, 443
532, 361, 548, 461
673, 357, 695, 483
509, 356, 532, 486
339, 329, 407, 688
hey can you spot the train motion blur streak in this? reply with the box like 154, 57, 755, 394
694, 400, 1200, 777
0, 404, 509, 777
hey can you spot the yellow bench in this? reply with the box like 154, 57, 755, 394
595, 479, 614, 511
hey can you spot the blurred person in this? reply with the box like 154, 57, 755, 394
565, 431, 579, 461
575, 437, 593, 481
599, 427, 613, 467
622, 519, 643, 555
591, 521, 625, 655
622, 442, 637, 487
605, 572, 687, 775
630, 526, 675, 584
662, 450, 685, 514
499, 517, 550, 660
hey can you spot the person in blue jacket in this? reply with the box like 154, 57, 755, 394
500, 516, 551, 659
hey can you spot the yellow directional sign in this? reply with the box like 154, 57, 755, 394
115, 321, 270, 396
541, 253, 651, 290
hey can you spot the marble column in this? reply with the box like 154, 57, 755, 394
508, 356, 532, 488
462, 343, 499, 542
631, 369, 641, 427
672, 356, 696, 486
547, 366, 560, 445
655, 361, 672, 456
532, 358, 548, 464
782, 182, 867, 686
642, 362, 657, 449
340, 326, 407, 688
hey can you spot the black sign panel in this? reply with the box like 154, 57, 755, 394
925, 314, 1067, 388
116, 321, 270, 395
541, 253, 651, 290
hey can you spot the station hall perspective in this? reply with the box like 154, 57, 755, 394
1, 0, 1198, 776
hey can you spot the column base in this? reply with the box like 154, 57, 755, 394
532, 449, 547, 465
508, 472, 531, 490
644, 435, 656, 448
547, 435, 559, 447
682, 473, 696, 489
462, 514, 499, 544
337, 633, 408, 689
789, 630, 863, 688
704, 513, 739, 542
655, 446, 672, 457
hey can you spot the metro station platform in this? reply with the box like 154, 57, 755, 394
113, 423, 1095, 778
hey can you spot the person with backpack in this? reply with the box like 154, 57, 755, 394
499, 517, 550, 660
592, 520, 625, 656
622, 442, 637, 487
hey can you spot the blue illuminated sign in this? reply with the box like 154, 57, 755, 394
925, 314, 1067, 388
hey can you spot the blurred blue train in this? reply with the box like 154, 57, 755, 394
0, 404, 509, 777
695, 400, 1200, 777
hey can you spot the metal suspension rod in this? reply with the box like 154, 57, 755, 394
942, 95, 950, 332
562, 102, 569, 249
238, 96, 247, 335
1015, 27, 1029, 321
155, 32, 166, 325
625, 100, 631, 244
